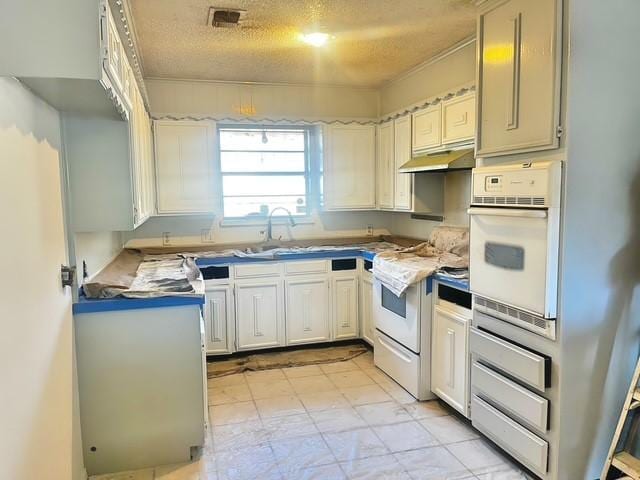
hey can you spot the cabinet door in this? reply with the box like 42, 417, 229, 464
235, 280, 283, 350
154, 120, 216, 214
359, 275, 374, 346
442, 92, 476, 145
431, 304, 470, 416
333, 276, 359, 339
104, 8, 123, 92
204, 286, 234, 355
376, 122, 395, 209
477, 0, 561, 157
286, 277, 330, 344
324, 125, 376, 210
412, 104, 441, 154
393, 116, 413, 211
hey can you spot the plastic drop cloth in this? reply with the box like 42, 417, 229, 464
372, 226, 469, 296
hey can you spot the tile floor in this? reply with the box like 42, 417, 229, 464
92, 351, 534, 480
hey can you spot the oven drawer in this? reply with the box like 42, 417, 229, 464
472, 362, 549, 432
470, 327, 550, 392
472, 395, 548, 476
374, 330, 419, 398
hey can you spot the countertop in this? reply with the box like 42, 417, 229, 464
73, 237, 469, 314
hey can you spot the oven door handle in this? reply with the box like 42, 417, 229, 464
467, 207, 547, 219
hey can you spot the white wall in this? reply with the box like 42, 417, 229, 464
75, 231, 123, 280
0, 77, 85, 480
146, 78, 379, 120
124, 211, 392, 248
557, 1, 640, 477
379, 40, 476, 116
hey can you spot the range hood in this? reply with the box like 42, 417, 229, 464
399, 147, 475, 173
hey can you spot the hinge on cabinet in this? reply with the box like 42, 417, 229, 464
556, 125, 564, 138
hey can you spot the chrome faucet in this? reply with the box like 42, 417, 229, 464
262, 207, 297, 243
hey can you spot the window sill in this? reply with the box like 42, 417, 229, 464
219, 217, 316, 228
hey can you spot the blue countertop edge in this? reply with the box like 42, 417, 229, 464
73, 248, 468, 314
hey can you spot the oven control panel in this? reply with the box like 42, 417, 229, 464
471, 160, 562, 208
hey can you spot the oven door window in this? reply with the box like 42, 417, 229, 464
484, 242, 525, 270
381, 285, 407, 318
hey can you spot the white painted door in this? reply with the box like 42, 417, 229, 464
154, 120, 216, 214
359, 274, 375, 346
376, 121, 394, 209
324, 124, 376, 210
431, 304, 470, 416
477, 0, 561, 157
235, 280, 284, 350
204, 285, 234, 354
442, 92, 476, 145
0, 77, 75, 480
286, 277, 330, 344
333, 276, 359, 339
412, 104, 442, 154
393, 116, 413, 211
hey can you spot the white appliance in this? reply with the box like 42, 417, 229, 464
468, 161, 562, 339
372, 278, 435, 400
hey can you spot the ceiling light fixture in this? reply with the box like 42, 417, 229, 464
299, 32, 331, 47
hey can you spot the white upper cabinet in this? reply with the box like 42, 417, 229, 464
442, 92, 476, 146
154, 120, 217, 214
286, 277, 331, 345
393, 116, 413, 211
412, 104, 442, 155
377, 122, 395, 209
323, 125, 376, 210
477, 0, 562, 157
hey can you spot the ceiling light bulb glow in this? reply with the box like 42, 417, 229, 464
300, 32, 330, 47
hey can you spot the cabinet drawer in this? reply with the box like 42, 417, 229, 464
472, 395, 548, 475
374, 330, 420, 398
234, 263, 281, 278
284, 260, 328, 275
470, 328, 550, 392
472, 362, 548, 432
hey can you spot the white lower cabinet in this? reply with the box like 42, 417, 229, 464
235, 280, 284, 351
332, 276, 359, 340
431, 302, 471, 416
204, 285, 234, 355
285, 277, 330, 344
360, 273, 375, 345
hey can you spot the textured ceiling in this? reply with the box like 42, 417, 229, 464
129, 0, 476, 87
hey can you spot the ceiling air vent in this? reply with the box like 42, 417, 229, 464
207, 7, 246, 28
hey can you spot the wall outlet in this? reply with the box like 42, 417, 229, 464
201, 229, 215, 243
162, 232, 171, 246
366, 225, 374, 236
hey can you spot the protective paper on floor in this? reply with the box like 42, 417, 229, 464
207, 344, 369, 378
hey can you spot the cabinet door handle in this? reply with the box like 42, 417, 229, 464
507, 13, 522, 131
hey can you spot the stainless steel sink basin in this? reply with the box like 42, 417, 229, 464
235, 244, 284, 258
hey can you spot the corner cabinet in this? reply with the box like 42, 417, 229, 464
154, 121, 217, 214
204, 284, 235, 355
476, 0, 562, 157
323, 124, 376, 210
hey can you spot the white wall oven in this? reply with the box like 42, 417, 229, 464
468, 161, 562, 339
373, 279, 434, 400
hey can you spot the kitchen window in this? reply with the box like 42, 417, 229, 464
218, 126, 312, 219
